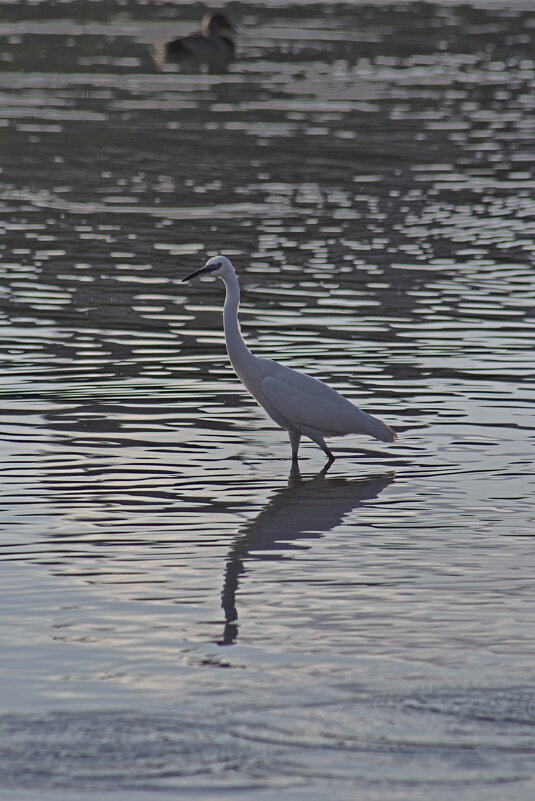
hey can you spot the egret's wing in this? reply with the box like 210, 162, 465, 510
261, 367, 396, 442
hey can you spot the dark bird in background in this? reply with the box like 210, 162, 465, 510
163, 11, 235, 72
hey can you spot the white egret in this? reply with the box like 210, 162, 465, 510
182, 256, 397, 461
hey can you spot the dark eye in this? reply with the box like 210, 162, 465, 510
217, 262, 222, 267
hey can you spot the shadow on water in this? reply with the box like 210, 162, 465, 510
219, 464, 395, 645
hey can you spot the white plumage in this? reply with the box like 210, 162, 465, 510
183, 256, 396, 461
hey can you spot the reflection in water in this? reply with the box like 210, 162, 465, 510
1, 2, 535, 797
219, 465, 395, 644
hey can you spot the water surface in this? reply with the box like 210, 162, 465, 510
1, 1, 535, 799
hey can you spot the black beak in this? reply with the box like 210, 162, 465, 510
182, 265, 215, 282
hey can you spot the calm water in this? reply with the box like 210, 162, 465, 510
1, 1, 535, 798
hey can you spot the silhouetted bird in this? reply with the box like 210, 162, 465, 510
163, 12, 234, 72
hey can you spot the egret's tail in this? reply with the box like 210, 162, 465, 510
349, 407, 397, 443
375, 421, 397, 443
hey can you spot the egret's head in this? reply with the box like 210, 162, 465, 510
182, 255, 235, 283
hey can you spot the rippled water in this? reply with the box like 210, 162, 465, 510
1, 1, 535, 798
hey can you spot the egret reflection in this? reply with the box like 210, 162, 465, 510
218, 465, 395, 645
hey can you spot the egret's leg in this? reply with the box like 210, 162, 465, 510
289, 430, 301, 461
321, 443, 335, 462
308, 431, 335, 462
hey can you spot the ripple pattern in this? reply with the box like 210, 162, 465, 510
1, 2, 535, 799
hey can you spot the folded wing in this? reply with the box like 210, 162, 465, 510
261, 366, 396, 442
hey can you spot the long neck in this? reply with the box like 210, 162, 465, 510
222, 272, 255, 374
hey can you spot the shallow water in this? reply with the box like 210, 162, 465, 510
1, 1, 535, 799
